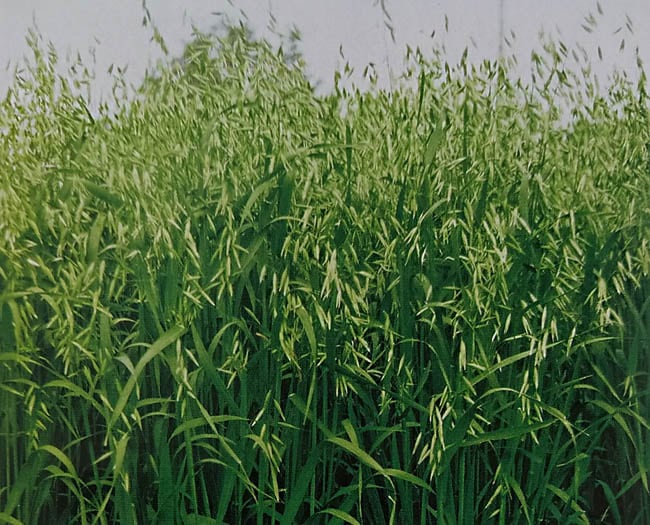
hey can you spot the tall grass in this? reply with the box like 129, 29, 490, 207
1, 25, 649, 524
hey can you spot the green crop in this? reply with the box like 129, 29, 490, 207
1, 24, 648, 524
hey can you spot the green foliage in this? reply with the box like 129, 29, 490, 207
1, 25, 649, 524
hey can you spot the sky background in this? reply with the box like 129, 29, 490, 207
1, 1, 649, 105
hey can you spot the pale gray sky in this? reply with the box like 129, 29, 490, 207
1, 1, 649, 104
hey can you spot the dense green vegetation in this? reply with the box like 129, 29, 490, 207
1, 26, 649, 524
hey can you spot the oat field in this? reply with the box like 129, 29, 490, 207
1, 26, 649, 524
